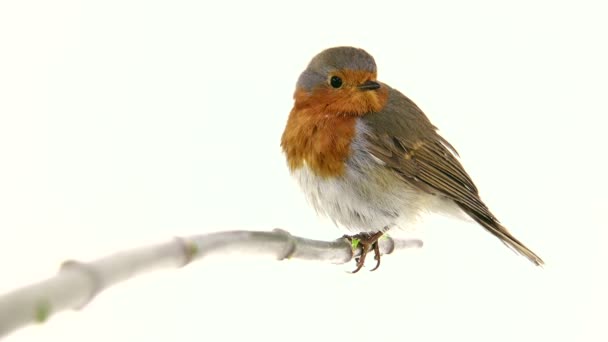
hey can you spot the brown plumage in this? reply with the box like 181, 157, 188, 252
363, 85, 544, 265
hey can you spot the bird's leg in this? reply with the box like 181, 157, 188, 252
343, 231, 385, 273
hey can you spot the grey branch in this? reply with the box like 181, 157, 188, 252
0, 229, 422, 339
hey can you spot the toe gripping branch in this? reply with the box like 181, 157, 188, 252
343, 231, 385, 273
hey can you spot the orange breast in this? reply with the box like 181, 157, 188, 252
281, 106, 357, 178
281, 83, 388, 178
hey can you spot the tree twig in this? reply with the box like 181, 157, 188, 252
0, 229, 423, 339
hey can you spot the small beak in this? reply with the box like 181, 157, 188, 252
357, 80, 381, 91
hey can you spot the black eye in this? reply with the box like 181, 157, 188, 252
330, 76, 343, 88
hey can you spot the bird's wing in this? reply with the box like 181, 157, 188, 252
361, 87, 544, 265
364, 128, 495, 220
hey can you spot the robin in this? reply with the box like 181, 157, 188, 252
281, 46, 543, 272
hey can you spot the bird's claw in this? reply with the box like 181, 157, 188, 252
343, 231, 384, 273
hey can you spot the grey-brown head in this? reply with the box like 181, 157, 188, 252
292, 46, 387, 116
297, 46, 378, 92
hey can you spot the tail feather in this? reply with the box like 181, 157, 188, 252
459, 205, 544, 266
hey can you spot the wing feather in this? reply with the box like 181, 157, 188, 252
362, 86, 544, 265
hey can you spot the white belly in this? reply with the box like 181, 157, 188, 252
293, 161, 458, 232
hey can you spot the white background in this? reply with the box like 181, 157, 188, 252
1, 0, 607, 341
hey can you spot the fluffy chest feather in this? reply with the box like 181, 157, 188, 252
281, 107, 357, 178
280, 84, 389, 178
284, 119, 452, 232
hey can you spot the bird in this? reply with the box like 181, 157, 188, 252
280, 46, 543, 272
